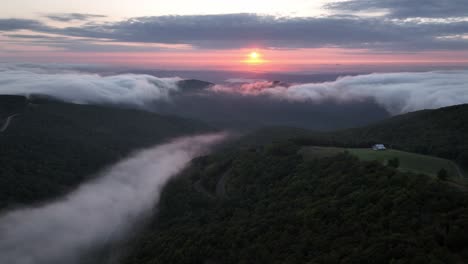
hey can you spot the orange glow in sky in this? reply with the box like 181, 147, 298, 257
244, 51, 267, 67
3, 47, 468, 72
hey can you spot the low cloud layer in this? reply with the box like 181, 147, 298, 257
0, 133, 226, 264
0, 66, 181, 108
1, 65, 466, 117
212, 71, 468, 115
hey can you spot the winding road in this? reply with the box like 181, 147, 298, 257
194, 170, 230, 198
0, 114, 19, 133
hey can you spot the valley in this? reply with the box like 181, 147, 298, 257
2, 1, 468, 262
1, 88, 468, 264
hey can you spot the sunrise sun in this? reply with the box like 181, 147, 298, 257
249, 52, 259, 59
245, 51, 264, 65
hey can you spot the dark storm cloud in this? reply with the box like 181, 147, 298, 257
327, 0, 468, 18
1, 14, 468, 51
45, 13, 107, 22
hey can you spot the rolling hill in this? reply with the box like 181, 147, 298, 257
0, 96, 213, 210
2, 94, 468, 263
301, 146, 465, 181
331, 104, 468, 168
254, 104, 468, 170
120, 104, 468, 264
122, 141, 468, 264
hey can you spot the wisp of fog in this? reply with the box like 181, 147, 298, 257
0, 133, 226, 264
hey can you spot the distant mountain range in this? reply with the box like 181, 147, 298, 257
152, 79, 390, 131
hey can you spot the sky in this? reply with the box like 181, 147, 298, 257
1, 0, 468, 72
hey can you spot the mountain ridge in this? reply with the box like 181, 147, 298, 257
0, 95, 214, 210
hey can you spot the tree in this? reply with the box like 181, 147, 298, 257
456, 151, 468, 169
437, 168, 448, 181
388, 157, 400, 168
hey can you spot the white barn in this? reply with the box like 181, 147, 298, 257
372, 144, 386, 151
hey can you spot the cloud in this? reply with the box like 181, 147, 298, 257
0, 64, 389, 130
225, 78, 266, 83
2, 14, 468, 51
45, 13, 106, 22
210, 71, 468, 115
212, 80, 291, 94
58, 14, 468, 50
1, 64, 466, 120
0, 65, 182, 108
225, 78, 267, 83
328, 0, 468, 19
0, 133, 227, 264
0, 19, 47, 31
1, 33, 186, 53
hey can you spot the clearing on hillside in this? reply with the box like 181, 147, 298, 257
301, 146, 465, 180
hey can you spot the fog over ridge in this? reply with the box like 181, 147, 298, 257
0, 65, 181, 108
1, 64, 467, 115
213, 70, 468, 115
0, 133, 227, 264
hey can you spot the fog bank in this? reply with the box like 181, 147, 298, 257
0, 133, 226, 264
212, 71, 468, 115
1, 64, 467, 116
0, 65, 181, 108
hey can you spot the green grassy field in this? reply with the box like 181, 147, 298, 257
301, 146, 465, 180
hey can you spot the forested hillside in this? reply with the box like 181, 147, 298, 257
121, 105, 468, 263
122, 141, 468, 264
253, 104, 468, 169
331, 104, 468, 168
0, 95, 27, 119
0, 96, 212, 210
2, 95, 467, 263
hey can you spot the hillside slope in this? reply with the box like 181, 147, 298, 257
0, 96, 212, 210
122, 142, 468, 264
332, 104, 468, 168
260, 104, 468, 169
120, 105, 468, 263
0, 95, 27, 119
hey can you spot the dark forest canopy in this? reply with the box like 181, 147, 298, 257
122, 140, 468, 264
120, 104, 468, 264
1, 96, 468, 263
0, 96, 212, 210
244, 104, 468, 169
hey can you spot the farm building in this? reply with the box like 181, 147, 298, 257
372, 144, 387, 151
